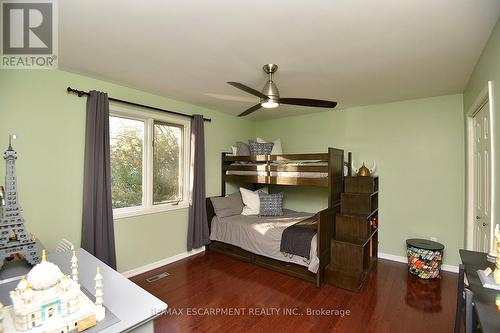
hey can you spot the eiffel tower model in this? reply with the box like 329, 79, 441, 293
0, 135, 41, 269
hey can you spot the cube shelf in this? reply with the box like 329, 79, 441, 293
325, 176, 379, 292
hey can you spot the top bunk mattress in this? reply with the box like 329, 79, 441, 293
230, 161, 328, 166
225, 170, 327, 178
226, 161, 328, 178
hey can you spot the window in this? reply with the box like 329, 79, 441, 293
153, 121, 184, 204
110, 117, 144, 209
110, 109, 190, 218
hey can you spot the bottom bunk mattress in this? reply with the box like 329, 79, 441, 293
209, 209, 319, 273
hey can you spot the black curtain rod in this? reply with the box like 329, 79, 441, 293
67, 87, 211, 122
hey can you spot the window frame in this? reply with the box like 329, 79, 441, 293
110, 106, 191, 219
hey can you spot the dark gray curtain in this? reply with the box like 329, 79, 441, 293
187, 115, 209, 251
81, 91, 117, 269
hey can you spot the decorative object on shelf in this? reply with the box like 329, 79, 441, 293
351, 161, 376, 177
406, 239, 444, 279
477, 261, 500, 290
477, 268, 500, 290
0, 135, 42, 270
357, 163, 370, 177
494, 224, 500, 255
1, 249, 105, 332
494, 231, 500, 284
487, 224, 500, 263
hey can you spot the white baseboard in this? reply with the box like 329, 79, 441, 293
379, 252, 459, 273
122, 247, 458, 278
121, 246, 206, 278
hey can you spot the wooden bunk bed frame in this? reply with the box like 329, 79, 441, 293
206, 147, 347, 287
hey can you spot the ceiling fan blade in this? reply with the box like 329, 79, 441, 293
238, 104, 262, 117
227, 82, 267, 99
279, 98, 337, 108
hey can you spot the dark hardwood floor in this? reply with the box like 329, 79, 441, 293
130, 251, 458, 333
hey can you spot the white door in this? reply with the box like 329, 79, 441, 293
473, 101, 492, 252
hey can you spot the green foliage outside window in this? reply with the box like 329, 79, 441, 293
110, 117, 143, 209
153, 122, 182, 205
110, 116, 183, 210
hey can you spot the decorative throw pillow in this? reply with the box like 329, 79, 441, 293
259, 192, 284, 216
240, 187, 268, 215
235, 142, 250, 156
248, 142, 274, 155
256, 137, 283, 155
210, 192, 244, 218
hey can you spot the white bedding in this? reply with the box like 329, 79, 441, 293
269, 171, 327, 178
226, 170, 268, 176
210, 210, 319, 273
230, 161, 328, 166
271, 161, 327, 166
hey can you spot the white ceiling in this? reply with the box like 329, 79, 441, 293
59, 0, 500, 120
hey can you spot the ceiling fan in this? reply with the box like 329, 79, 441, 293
228, 64, 337, 117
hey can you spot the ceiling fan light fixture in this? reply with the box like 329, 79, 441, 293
261, 97, 279, 109
261, 75, 280, 109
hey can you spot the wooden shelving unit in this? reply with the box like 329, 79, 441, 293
325, 176, 379, 291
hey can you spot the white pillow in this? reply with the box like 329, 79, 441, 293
256, 137, 282, 155
240, 187, 268, 215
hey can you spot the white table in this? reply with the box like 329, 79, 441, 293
0, 248, 167, 333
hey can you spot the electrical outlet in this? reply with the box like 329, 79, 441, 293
430, 237, 438, 242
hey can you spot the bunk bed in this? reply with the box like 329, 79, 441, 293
206, 148, 347, 287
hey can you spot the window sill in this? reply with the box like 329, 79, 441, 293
113, 202, 189, 220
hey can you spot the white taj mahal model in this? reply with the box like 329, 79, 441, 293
0, 249, 105, 333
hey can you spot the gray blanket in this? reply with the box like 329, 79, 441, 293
280, 219, 316, 259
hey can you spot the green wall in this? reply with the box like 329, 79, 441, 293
463, 18, 500, 246
0, 70, 255, 272
256, 94, 465, 265
464, 18, 500, 111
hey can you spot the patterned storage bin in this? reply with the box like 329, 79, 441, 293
406, 239, 444, 279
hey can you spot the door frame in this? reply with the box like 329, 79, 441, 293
466, 81, 496, 252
